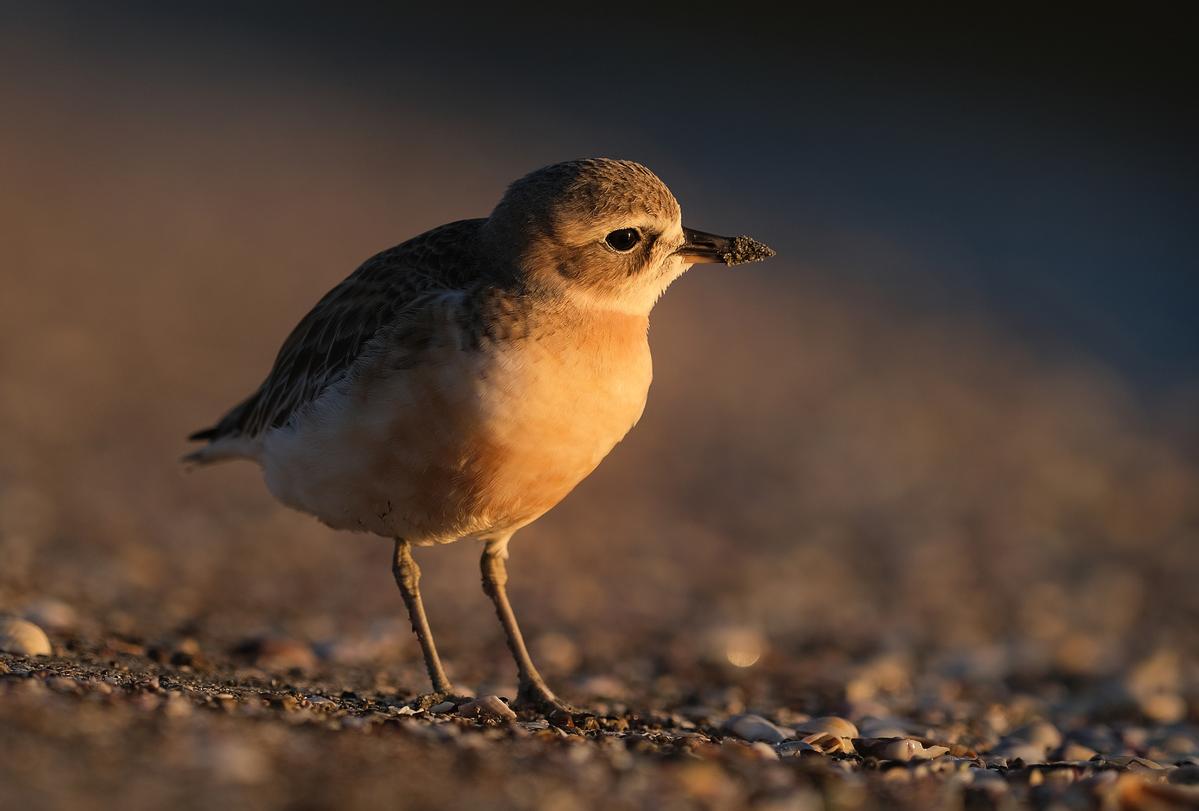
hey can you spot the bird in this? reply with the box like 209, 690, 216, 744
185, 158, 775, 714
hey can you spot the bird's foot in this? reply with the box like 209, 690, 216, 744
512, 681, 590, 725
409, 690, 472, 712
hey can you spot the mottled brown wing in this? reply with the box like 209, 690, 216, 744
189, 219, 486, 443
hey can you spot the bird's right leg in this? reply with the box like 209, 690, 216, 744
392, 538, 457, 707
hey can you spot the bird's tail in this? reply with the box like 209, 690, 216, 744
182, 427, 259, 467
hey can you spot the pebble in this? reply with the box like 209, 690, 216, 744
1169, 766, 1199, 786
20, 599, 76, 633
46, 676, 81, 693
677, 705, 722, 723
233, 637, 317, 672
859, 738, 949, 761
1159, 734, 1198, 757
207, 737, 270, 785
857, 718, 912, 739
722, 714, 794, 744
966, 768, 1009, 789
1061, 741, 1099, 761
164, 693, 193, 718
428, 700, 457, 714
989, 742, 1048, 765
1139, 693, 1187, 725
795, 716, 859, 738
775, 740, 818, 757
0, 617, 52, 656
749, 742, 780, 760
457, 695, 516, 722
1008, 720, 1062, 751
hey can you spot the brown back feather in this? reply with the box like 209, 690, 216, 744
189, 219, 488, 443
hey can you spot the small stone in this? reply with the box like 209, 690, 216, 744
858, 718, 912, 739
861, 738, 948, 762
776, 740, 818, 757
208, 737, 269, 785
1061, 741, 1099, 761
1169, 766, 1199, 786
428, 700, 457, 714
0, 617, 52, 656
722, 713, 793, 744
20, 599, 76, 633
547, 709, 575, 729
989, 741, 1048, 765
749, 742, 779, 760
1140, 693, 1187, 725
457, 695, 516, 722
967, 768, 1009, 790
677, 705, 722, 723
46, 676, 81, 693
232, 637, 317, 672
164, 693, 193, 718
1159, 734, 1198, 757
1008, 720, 1062, 751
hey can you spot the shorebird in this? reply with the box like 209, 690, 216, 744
186, 158, 774, 713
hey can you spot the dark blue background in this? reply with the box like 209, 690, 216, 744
14, 4, 1197, 387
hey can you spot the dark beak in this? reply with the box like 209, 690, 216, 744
674, 226, 776, 266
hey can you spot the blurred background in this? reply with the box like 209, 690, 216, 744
1, 4, 1195, 700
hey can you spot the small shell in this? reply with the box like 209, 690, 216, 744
457, 695, 516, 721
795, 716, 859, 738
801, 732, 855, 755
0, 617, 52, 656
722, 714, 793, 744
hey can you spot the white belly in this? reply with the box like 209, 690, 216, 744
259, 329, 652, 544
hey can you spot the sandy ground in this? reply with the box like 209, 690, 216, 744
1, 42, 1197, 811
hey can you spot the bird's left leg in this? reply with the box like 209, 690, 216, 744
480, 537, 574, 715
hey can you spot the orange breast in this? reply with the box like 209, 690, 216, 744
453, 309, 652, 535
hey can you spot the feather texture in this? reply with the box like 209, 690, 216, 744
190, 219, 489, 444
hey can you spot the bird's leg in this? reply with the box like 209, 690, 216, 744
480, 538, 572, 715
392, 538, 455, 703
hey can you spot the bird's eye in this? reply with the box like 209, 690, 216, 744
604, 228, 641, 252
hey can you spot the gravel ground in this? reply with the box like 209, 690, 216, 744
1, 616, 1197, 811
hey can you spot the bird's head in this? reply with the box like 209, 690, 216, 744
484, 158, 775, 315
